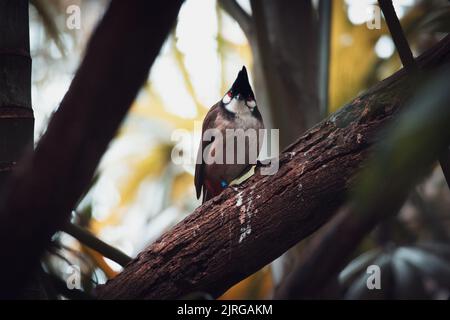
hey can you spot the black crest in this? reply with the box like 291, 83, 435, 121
230, 66, 254, 99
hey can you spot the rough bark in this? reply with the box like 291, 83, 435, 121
96, 36, 450, 300
0, 0, 34, 188
0, 0, 182, 298
275, 66, 450, 299
318, 0, 332, 117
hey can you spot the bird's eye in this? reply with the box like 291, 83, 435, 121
227, 92, 232, 97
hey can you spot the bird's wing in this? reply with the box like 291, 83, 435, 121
194, 103, 220, 199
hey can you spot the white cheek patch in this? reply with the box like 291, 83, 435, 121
225, 99, 241, 113
246, 99, 256, 108
222, 94, 231, 105
225, 98, 247, 114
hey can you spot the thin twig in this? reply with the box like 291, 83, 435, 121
44, 271, 94, 300
318, 0, 332, 118
62, 223, 132, 267
439, 148, 450, 189
0, 0, 182, 298
218, 0, 253, 38
171, 34, 204, 113
378, 0, 450, 190
378, 0, 416, 69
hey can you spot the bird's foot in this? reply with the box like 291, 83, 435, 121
220, 180, 229, 188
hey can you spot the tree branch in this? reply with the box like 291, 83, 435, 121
62, 222, 132, 268
440, 148, 450, 189
218, 0, 253, 39
275, 67, 450, 299
0, 0, 182, 298
96, 36, 450, 300
378, 1, 450, 190
378, 0, 416, 69
318, 0, 332, 118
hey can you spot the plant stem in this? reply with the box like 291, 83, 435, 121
378, 0, 416, 69
62, 223, 132, 268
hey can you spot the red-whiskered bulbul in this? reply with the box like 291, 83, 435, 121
195, 66, 264, 203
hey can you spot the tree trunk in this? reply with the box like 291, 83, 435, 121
250, 0, 320, 148
95, 36, 450, 300
220, 0, 320, 149
0, 0, 34, 188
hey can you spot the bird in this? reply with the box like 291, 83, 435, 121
195, 66, 264, 203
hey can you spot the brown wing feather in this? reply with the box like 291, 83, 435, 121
194, 102, 220, 199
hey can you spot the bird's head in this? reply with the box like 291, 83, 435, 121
221, 66, 257, 113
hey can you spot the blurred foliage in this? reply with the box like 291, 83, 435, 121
328, 0, 442, 112
416, 4, 450, 33
340, 243, 450, 299
219, 267, 273, 300
43, 237, 104, 298
30, 0, 66, 55
337, 66, 450, 299
330, 0, 386, 111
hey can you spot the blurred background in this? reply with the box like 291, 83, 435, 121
29, 0, 450, 299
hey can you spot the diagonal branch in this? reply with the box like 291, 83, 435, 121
378, 0, 416, 69
379, 1, 450, 193
275, 67, 450, 299
218, 0, 253, 38
96, 36, 450, 300
0, 0, 182, 298
62, 222, 132, 268
439, 148, 450, 189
